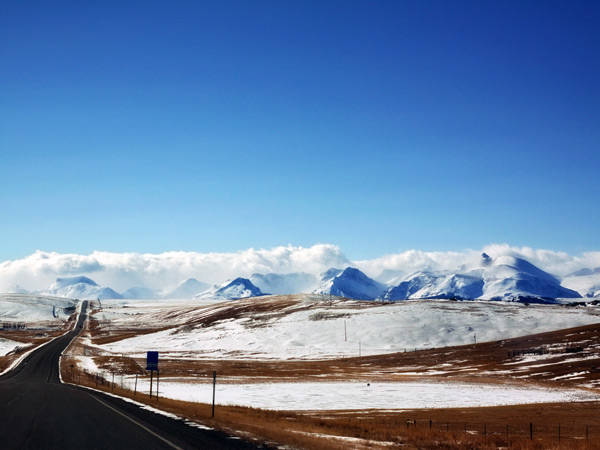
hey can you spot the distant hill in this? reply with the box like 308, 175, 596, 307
384, 254, 580, 301
164, 278, 209, 299
314, 267, 386, 300
250, 272, 317, 295
45, 276, 122, 300
121, 286, 157, 299
196, 278, 265, 300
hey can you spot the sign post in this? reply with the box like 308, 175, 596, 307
146, 351, 159, 399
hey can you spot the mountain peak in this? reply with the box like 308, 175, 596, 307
53, 276, 98, 288
164, 278, 209, 298
314, 266, 385, 300
481, 253, 492, 266
196, 277, 264, 300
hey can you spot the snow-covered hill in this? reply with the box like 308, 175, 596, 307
382, 254, 580, 302
45, 276, 122, 300
0, 294, 77, 323
250, 272, 317, 295
164, 278, 210, 299
314, 267, 386, 300
121, 287, 157, 299
384, 271, 484, 300
93, 295, 600, 360
196, 277, 265, 300
563, 268, 600, 298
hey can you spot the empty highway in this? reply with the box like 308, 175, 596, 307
0, 301, 261, 449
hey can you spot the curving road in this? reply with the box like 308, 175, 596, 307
0, 301, 261, 449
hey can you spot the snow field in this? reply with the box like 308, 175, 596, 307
0, 294, 77, 323
94, 298, 600, 360
120, 379, 600, 411
0, 337, 27, 356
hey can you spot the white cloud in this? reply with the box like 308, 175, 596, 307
0, 244, 349, 292
356, 244, 600, 280
0, 243, 598, 293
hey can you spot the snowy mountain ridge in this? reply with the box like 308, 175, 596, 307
11, 253, 596, 301
196, 277, 265, 300
315, 254, 581, 302
45, 276, 123, 300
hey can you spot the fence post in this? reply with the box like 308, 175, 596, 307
211, 370, 217, 418
530, 422, 533, 440
586, 425, 589, 441
134, 373, 138, 396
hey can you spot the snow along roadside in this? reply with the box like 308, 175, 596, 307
0, 299, 85, 377
58, 301, 215, 433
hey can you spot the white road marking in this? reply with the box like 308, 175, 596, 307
89, 394, 183, 450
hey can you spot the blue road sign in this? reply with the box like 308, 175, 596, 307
146, 351, 159, 370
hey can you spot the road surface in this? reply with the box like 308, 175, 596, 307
0, 301, 262, 449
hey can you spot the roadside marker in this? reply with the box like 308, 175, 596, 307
146, 351, 159, 399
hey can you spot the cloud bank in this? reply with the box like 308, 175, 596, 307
1, 244, 599, 293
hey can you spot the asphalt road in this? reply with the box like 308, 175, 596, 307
0, 301, 262, 450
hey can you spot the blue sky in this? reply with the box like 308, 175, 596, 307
1, 1, 599, 261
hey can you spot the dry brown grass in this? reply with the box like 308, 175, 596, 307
73, 299, 600, 448
0, 314, 76, 373
61, 355, 600, 450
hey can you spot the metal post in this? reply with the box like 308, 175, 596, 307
429, 419, 432, 430
134, 374, 138, 396
156, 369, 160, 401
211, 370, 216, 418
149, 370, 153, 399
344, 320, 347, 342
112, 372, 115, 391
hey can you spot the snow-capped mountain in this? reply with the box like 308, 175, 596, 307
121, 286, 157, 299
384, 271, 484, 300
164, 278, 209, 299
314, 267, 386, 300
562, 268, 600, 298
384, 253, 580, 301
250, 272, 317, 295
45, 276, 122, 300
196, 277, 265, 300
